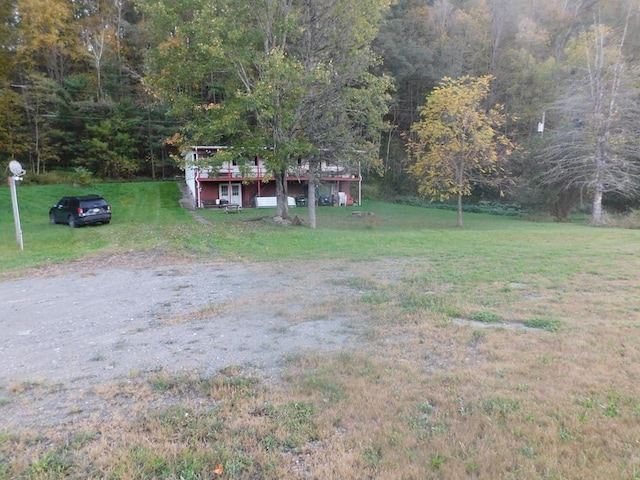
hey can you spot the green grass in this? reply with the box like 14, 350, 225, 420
0, 183, 192, 271
471, 311, 503, 323
2, 181, 637, 280
0, 182, 194, 271
522, 317, 564, 332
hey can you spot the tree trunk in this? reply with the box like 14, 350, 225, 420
275, 170, 290, 219
591, 184, 603, 226
457, 191, 464, 228
308, 157, 318, 229
457, 159, 464, 228
590, 136, 606, 226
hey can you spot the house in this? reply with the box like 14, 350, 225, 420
184, 146, 361, 209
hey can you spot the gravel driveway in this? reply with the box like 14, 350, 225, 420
1, 251, 402, 427
1, 254, 367, 385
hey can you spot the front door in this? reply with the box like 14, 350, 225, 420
219, 183, 242, 206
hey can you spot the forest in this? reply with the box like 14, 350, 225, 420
1, 0, 639, 221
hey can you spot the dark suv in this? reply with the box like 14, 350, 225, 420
49, 194, 112, 228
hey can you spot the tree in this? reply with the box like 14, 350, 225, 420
81, 115, 138, 178
0, 87, 31, 162
15, 0, 78, 83
407, 75, 515, 227
538, 7, 640, 225
143, 0, 392, 223
373, 0, 438, 198
81, 21, 114, 102
0, 1, 17, 81
290, 0, 393, 227
13, 73, 61, 174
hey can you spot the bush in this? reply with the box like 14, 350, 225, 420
392, 196, 525, 216
598, 209, 640, 229
17, 167, 99, 187
21, 170, 75, 185
73, 167, 94, 187
360, 183, 382, 202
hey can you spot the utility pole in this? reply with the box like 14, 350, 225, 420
8, 160, 26, 250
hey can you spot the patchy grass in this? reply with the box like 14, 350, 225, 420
2, 182, 640, 478
471, 310, 503, 323
522, 317, 563, 332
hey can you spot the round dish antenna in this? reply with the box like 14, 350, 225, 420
9, 160, 26, 177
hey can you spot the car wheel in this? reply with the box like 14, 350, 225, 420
49, 213, 57, 224
68, 215, 77, 228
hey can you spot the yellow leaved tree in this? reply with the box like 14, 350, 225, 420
407, 75, 515, 227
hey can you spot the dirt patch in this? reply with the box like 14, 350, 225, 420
0, 253, 413, 428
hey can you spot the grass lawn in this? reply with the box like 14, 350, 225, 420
1, 181, 640, 479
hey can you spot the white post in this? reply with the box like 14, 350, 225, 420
358, 161, 362, 206
8, 176, 24, 251
537, 111, 545, 138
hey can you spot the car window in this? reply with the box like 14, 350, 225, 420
80, 199, 107, 208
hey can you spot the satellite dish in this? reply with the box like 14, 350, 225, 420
9, 160, 26, 177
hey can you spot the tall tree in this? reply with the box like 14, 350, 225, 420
374, 0, 437, 197
15, 0, 78, 83
81, 22, 113, 102
13, 73, 61, 174
407, 75, 515, 227
0, 88, 30, 162
143, 0, 392, 223
0, 0, 17, 81
291, 0, 393, 227
538, 6, 640, 225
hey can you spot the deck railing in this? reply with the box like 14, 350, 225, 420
197, 162, 357, 180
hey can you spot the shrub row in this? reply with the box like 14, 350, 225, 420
392, 196, 525, 216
